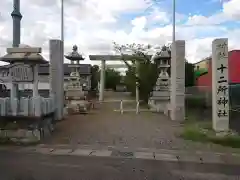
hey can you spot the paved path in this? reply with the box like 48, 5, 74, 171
44, 91, 240, 154
0, 148, 240, 180
44, 103, 185, 150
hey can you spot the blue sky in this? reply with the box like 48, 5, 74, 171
0, 0, 239, 64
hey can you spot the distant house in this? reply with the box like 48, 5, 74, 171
194, 57, 210, 71
196, 50, 240, 89
0, 63, 92, 91
194, 57, 210, 78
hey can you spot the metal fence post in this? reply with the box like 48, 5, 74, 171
120, 100, 123, 114
136, 101, 139, 114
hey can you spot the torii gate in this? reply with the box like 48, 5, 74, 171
89, 55, 135, 102
89, 41, 186, 121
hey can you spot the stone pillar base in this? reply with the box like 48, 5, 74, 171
169, 106, 185, 121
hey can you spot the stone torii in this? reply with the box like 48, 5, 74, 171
89, 40, 186, 122
89, 55, 134, 102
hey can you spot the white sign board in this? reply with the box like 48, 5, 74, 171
10, 64, 34, 82
212, 38, 229, 131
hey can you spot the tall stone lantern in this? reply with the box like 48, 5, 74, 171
64, 45, 89, 113
64, 45, 85, 94
0, 46, 48, 116
65, 45, 84, 75
148, 46, 171, 113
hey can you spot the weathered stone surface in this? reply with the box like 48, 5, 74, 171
49, 39, 64, 121
170, 40, 185, 121
0, 129, 41, 143
212, 38, 229, 131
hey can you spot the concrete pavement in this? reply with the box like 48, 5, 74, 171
0, 147, 240, 180
5, 144, 240, 165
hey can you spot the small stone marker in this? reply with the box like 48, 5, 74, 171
212, 38, 229, 132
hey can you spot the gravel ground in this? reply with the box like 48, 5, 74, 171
43, 91, 240, 153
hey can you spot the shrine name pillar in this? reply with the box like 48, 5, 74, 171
212, 38, 229, 132
99, 60, 106, 101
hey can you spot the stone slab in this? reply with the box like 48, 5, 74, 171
7, 47, 42, 53
135, 152, 154, 159
90, 150, 112, 157
70, 149, 92, 156
35, 148, 53, 154
51, 149, 72, 155
154, 153, 178, 161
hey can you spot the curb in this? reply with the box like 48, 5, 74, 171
3, 145, 240, 165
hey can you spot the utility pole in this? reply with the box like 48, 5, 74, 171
11, 0, 22, 47
172, 0, 176, 43
11, 0, 22, 99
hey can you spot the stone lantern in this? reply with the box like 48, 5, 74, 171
0, 46, 58, 143
64, 45, 89, 113
0, 46, 48, 116
148, 45, 171, 112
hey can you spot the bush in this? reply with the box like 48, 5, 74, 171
185, 96, 207, 109
180, 122, 240, 148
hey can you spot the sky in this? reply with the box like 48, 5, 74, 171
0, 0, 240, 66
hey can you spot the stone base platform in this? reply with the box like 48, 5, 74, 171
148, 99, 169, 115
0, 113, 55, 144
66, 100, 93, 115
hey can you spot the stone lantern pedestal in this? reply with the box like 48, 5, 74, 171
0, 46, 57, 143
64, 45, 91, 114
148, 46, 171, 113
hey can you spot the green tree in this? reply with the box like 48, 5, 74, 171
90, 65, 99, 91
113, 42, 159, 102
185, 61, 195, 87
105, 68, 122, 90
113, 42, 195, 102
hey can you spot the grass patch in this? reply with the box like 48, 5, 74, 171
180, 122, 240, 148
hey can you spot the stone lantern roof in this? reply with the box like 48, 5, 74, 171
64, 45, 84, 61
155, 46, 171, 60
0, 45, 47, 64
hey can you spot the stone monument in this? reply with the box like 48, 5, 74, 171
212, 38, 229, 132
0, 46, 56, 143
64, 45, 90, 114
148, 46, 171, 113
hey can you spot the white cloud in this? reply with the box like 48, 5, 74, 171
223, 0, 240, 20
185, 13, 228, 26
0, 0, 240, 66
185, 0, 240, 26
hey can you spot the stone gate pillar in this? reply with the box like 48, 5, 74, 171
99, 60, 106, 101
49, 39, 64, 120
170, 40, 185, 121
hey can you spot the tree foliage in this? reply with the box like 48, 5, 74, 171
90, 65, 99, 91
185, 61, 195, 87
113, 42, 195, 102
113, 42, 160, 102
105, 68, 122, 90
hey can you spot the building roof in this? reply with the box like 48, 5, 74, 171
194, 50, 240, 65
0, 63, 91, 75
194, 57, 211, 65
